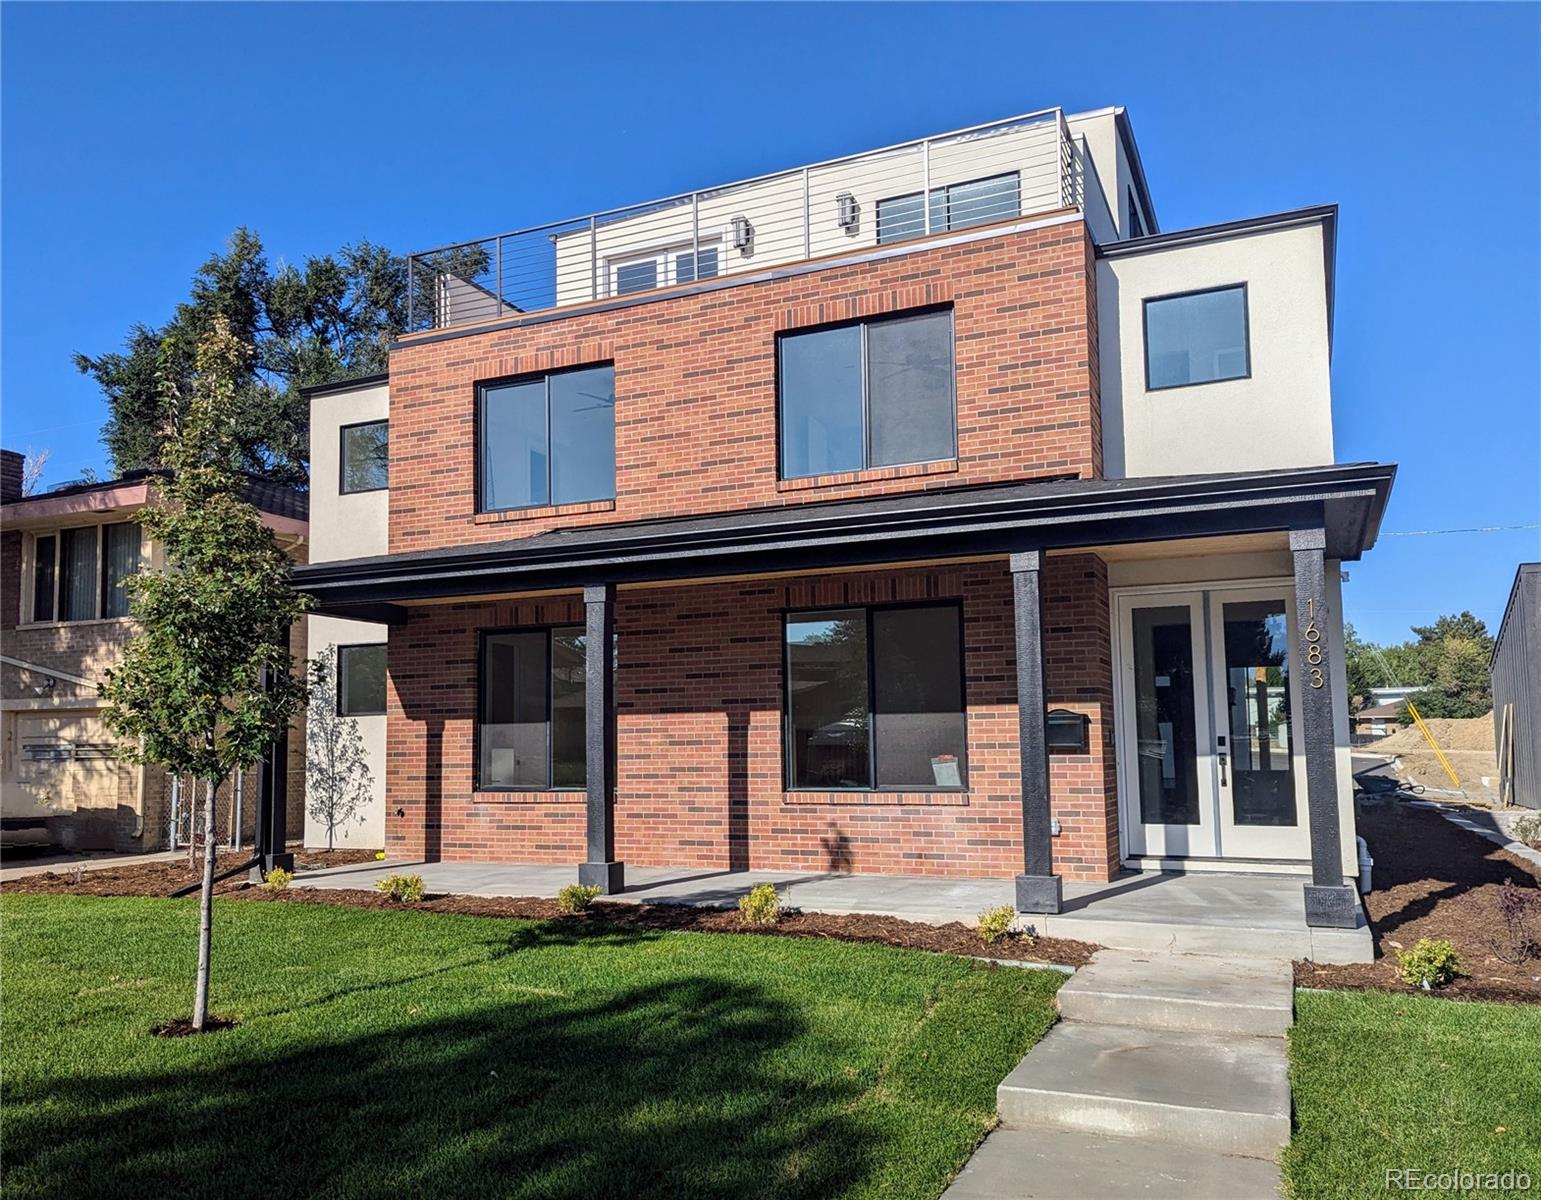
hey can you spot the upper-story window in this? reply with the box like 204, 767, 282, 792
875, 172, 1021, 245
30, 522, 142, 623
777, 309, 955, 480
478, 364, 617, 512
339, 420, 388, 493
1143, 285, 1250, 391
612, 243, 720, 297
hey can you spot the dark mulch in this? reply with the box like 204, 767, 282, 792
150, 1015, 240, 1038
243, 886, 1098, 968
4, 848, 381, 898
1295, 800, 1541, 1003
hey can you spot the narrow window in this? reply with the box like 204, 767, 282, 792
59, 527, 99, 622
785, 604, 966, 791
478, 627, 586, 790
1143, 285, 1250, 390
31, 534, 56, 622
615, 260, 658, 296
340, 420, 389, 493
100, 523, 141, 619
1126, 188, 1146, 239
337, 644, 387, 717
778, 309, 954, 479
876, 172, 1020, 245
479, 365, 615, 512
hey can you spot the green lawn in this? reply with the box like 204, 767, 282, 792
1284, 989, 1541, 1199
0, 895, 1061, 1200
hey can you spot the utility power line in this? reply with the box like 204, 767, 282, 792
1381, 523, 1540, 537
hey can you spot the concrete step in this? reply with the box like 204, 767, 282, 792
996, 1021, 1291, 1158
944, 1125, 1281, 1199
1056, 951, 1294, 1037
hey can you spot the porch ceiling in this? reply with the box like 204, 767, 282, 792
294, 462, 1395, 623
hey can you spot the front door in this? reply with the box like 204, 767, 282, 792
1116, 585, 1310, 863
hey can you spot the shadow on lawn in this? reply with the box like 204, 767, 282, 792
4, 972, 875, 1200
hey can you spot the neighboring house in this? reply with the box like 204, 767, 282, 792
0, 454, 310, 851
1491, 563, 1539, 810
1351, 703, 1403, 744
296, 104, 1395, 929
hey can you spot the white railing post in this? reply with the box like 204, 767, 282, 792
802, 168, 811, 259
692, 192, 700, 274
589, 216, 599, 301
922, 138, 932, 235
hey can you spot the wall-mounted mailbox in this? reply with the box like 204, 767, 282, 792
1046, 708, 1089, 753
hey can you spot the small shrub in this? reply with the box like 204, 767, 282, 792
1397, 938, 1464, 989
374, 850, 387, 861
1488, 879, 1541, 965
375, 873, 425, 903
1511, 813, 1541, 851
557, 883, 602, 914
261, 867, 293, 891
738, 883, 782, 928
976, 905, 1017, 946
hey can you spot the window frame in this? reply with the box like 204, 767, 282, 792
875, 171, 1022, 246
774, 306, 957, 481
1141, 282, 1252, 393
474, 624, 587, 793
1126, 188, 1146, 239
338, 419, 390, 495
475, 362, 617, 514
607, 240, 722, 298
780, 599, 968, 794
27, 522, 142, 625
335, 642, 388, 717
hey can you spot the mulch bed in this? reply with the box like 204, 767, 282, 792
4, 848, 381, 898
1294, 800, 1541, 1004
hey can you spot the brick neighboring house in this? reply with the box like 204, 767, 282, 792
0, 459, 309, 851
296, 105, 1395, 928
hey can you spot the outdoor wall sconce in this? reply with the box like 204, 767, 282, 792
836, 192, 860, 235
1046, 708, 1090, 753
728, 215, 754, 255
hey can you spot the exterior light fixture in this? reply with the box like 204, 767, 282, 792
728, 215, 754, 255
836, 192, 860, 235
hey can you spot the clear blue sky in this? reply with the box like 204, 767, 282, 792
3, 2, 1537, 646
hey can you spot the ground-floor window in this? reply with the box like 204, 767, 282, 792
478, 627, 586, 790
784, 603, 966, 791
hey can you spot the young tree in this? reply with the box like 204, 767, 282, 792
101, 317, 309, 1031
306, 646, 374, 851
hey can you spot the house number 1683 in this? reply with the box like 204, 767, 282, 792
1303, 597, 1325, 689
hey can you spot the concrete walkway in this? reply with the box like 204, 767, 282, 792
946, 949, 1292, 1199
294, 858, 1372, 962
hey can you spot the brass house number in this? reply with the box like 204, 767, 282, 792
1303, 597, 1326, 689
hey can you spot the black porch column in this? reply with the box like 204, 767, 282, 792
578, 584, 623, 893
250, 668, 294, 882
1010, 551, 1061, 914
1291, 528, 1357, 929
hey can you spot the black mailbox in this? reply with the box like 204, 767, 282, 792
1046, 709, 1089, 753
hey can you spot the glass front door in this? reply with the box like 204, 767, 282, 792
1117, 586, 1310, 862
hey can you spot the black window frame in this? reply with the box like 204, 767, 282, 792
475, 624, 587, 793
781, 599, 968, 793
1126, 188, 1145, 239
335, 643, 388, 717
775, 306, 957, 481
1141, 283, 1252, 393
30, 523, 142, 625
475, 362, 617, 514
875, 171, 1022, 246
338, 419, 390, 495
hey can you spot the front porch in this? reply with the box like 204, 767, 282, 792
294, 858, 1373, 962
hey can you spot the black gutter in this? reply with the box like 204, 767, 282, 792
299, 373, 390, 400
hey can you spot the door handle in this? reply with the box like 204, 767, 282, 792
1218, 753, 1228, 787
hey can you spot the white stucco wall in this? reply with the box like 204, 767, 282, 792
1098, 220, 1335, 479
1067, 108, 1147, 239
305, 379, 390, 850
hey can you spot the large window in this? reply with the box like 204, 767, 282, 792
876, 172, 1021, 245
478, 365, 616, 512
31, 523, 141, 623
478, 627, 587, 790
340, 420, 389, 493
778, 309, 955, 479
784, 603, 966, 791
1143, 285, 1250, 390
337, 644, 387, 716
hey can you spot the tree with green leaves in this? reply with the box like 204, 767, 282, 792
76, 229, 411, 486
101, 317, 310, 1031
1403, 611, 1495, 720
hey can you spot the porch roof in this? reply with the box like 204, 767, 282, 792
294, 461, 1396, 623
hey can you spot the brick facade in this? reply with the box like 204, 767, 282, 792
386, 219, 1100, 552
385, 556, 1118, 881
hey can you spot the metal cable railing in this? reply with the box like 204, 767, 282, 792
407, 108, 1082, 333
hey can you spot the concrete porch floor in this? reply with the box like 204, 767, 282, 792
294, 859, 1373, 963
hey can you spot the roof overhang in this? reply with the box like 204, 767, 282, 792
294, 463, 1396, 623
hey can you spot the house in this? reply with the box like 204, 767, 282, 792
0, 454, 310, 851
295, 105, 1395, 929
1351, 703, 1403, 744
1491, 562, 1540, 809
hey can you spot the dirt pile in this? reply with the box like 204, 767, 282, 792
1366, 715, 1500, 802
1368, 714, 1497, 754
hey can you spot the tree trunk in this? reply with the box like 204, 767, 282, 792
192, 776, 219, 1030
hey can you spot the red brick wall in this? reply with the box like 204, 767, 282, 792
387, 219, 1100, 553
384, 556, 1119, 880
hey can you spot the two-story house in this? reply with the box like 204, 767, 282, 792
296, 105, 1395, 929
0, 455, 309, 852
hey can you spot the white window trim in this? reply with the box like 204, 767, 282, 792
606, 239, 721, 298
22, 524, 145, 627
